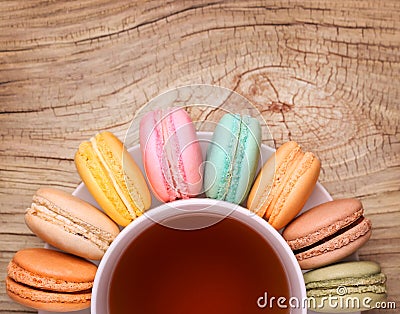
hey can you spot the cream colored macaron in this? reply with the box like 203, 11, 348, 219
25, 187, 120, 260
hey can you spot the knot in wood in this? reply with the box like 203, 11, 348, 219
267, 101, 293, 113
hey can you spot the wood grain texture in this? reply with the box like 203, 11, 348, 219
1, 0, 399, 313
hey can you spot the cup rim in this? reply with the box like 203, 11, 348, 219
92, 198, 306, 313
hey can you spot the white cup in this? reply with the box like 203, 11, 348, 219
92, 198, 306, 313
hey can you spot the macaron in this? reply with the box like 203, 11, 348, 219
6, 248, 97, 312
75, 131, 151, 226
204, 113, 261, 204
304, 261, 387, 312
139, 108, 203, 202
247, 141, 320, 230
25, 187, 120, 260
283, 198, 372, 269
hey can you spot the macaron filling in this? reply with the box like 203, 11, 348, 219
253, 145, 303, 217
215, 114, 241, 200
153, 109, 188, 201
161, 109, 189, 199
211, 114, 258, 203
153, 113, 178, 201
304, 261, 387, 311
27, 196, 116, 252
306, 272, 387, 300
7, 261, 93, 292
292, 216, 372, 262
76, 142, 133, 223
225, 115, 252, 203
293, 216, 366, 255
90, 137, 141, 218
306, 273, 387, 296
287, 207, 367, 249
307, 283, 387, 298
269, 152, 316, 225
6, 277, 92, 303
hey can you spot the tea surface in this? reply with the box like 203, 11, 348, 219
109, 217, 290, 313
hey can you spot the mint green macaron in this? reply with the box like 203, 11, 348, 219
304, 261, 387, 312
204, 113, 261, 204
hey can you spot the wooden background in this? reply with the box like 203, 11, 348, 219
1, 1, 399, 313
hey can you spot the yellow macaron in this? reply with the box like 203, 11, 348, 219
75, 131, 151, 226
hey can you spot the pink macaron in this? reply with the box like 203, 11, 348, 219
140, 108, 203, 202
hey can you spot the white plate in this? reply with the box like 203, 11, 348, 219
41, 132, 358, 314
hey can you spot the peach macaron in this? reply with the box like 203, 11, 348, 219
283, 198, 372, 269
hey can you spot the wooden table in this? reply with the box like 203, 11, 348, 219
1, 1, 399, 313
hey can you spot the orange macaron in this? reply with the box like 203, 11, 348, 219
283, 198, 372, 269
247, 141, 320, 230
6, 248, 97, 312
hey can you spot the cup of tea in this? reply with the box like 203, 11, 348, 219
92, 198, 306, 314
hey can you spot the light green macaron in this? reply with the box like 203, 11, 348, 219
204, 113, 261, 204
304, 261, 387, 313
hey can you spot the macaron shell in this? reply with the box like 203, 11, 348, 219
264, 142, 304, 219
269, 152, 320, 230
204, 113, 241, 200
122, 147, 152, 211
308, 292, 387, 313
172, 109, 203, 197
34, 187, 120, 234
158, 110, 188, 199
225, 115, 261, 204
246, 152, 275, 216
24, 214, 108, 260
8, 260, 93, 292
304, 261, 381, 283
283, 198, 363, 242
275, 141, 301, 157
140, 110, 172, 201
11, 248, 96, 284
6, 277, 91, 312
95, 132, 151, 215
298, 228, 372, 269
75, 141, 131, 226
